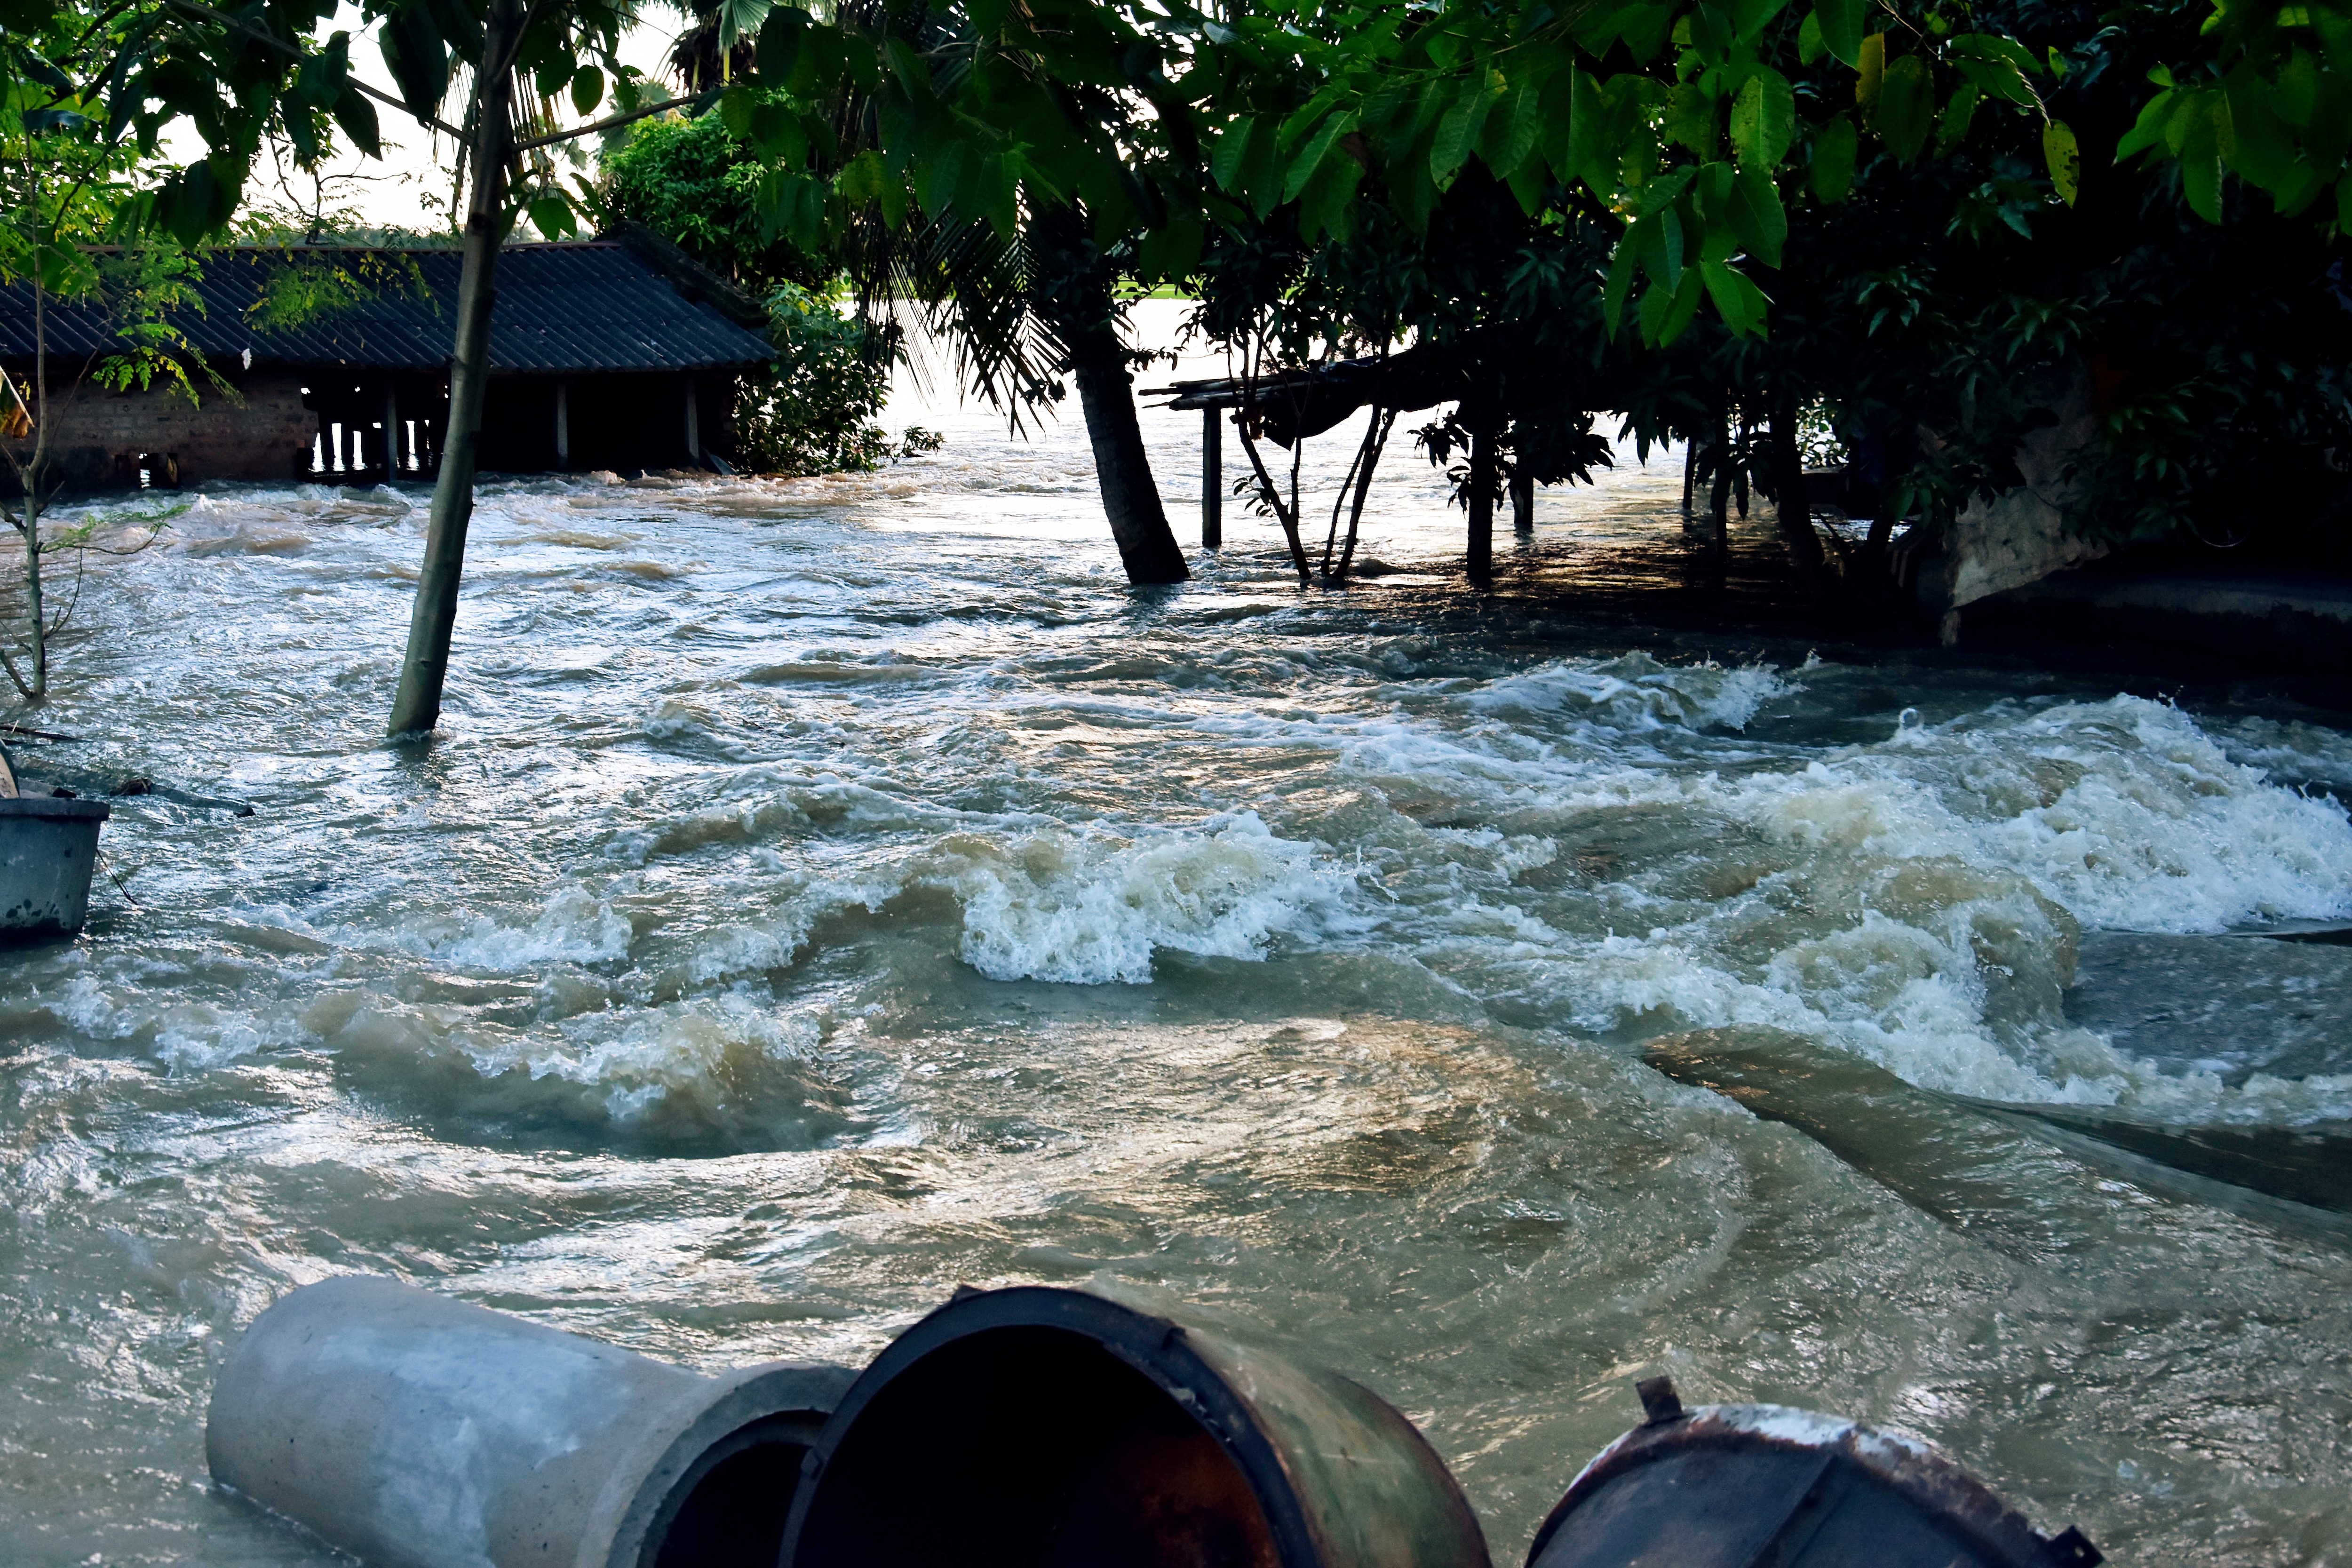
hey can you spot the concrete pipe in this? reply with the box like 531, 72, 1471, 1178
206, 1275, 852, 1568
779, 1284, 1492, 1568
1526, 1377, 2103, 1568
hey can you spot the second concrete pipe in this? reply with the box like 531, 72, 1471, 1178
206, 1275, 850, 1568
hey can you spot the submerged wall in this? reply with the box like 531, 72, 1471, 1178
1, 362, 315, 492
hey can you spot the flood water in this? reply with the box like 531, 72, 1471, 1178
7, 302, 2352, 1565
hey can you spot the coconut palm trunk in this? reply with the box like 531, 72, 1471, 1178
1030, 203, 1186, 586
1067, 310, 1187, 584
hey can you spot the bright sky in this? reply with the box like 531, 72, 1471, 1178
174, 3, 688, 234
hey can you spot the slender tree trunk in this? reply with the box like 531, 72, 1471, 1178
1772, 392, 1827, 592
1466, 420, 1496, 581
388, 0, 519, 736
1, 282, 54, 700
1335, 408, 1392, 584
1235, 420, 1313, 584
1510, 468, 1534, 534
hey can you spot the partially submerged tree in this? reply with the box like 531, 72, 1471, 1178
1, 19, 213, 700
742, 0, 1197, 584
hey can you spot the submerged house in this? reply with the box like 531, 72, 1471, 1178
0, 230, 778, 492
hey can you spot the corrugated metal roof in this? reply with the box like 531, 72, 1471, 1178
0, 243, 779, 373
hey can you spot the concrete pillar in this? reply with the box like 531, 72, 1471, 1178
683, 377, 700, 465
555, 379, 571, 470
384, 382, 401, 475
1202, 407, 1223, 549
207, 1275, 851, 1568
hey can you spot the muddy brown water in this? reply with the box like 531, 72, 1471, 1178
4, 305, 2352, 1564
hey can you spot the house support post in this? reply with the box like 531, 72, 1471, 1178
555, 379, 570, 470
1202, 408, 1223, 549
382, 382, 400, 476
684, 377, 699, 466
387, 0, 519, 737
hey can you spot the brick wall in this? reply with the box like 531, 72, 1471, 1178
1, 361, 316, 493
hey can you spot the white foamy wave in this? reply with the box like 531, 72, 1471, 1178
424, 887, 636, 970
1467, 652, 1794, 732
35, 974, 281, 1074
476, 993, 825, 1122
921, 812, 1360, 984
1729, 696, 2352, 933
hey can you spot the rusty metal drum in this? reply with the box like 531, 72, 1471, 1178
1526, 1378, 2102, 1568
778, 1285, 1491, 1568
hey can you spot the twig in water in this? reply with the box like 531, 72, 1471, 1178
1, 722, 82, 742
98, 851, 142, 909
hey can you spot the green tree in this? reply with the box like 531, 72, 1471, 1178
1, 17, 214, 700
598, 104, 938, 478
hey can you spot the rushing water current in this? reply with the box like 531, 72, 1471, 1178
8, 306, 2352, 1564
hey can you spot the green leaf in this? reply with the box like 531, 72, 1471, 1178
836, 148, 889, 203
1701, 258, 1770, 335
721, 85, 757, 139
379, 1, 450, 122
2115, 89, 2177, 160
1482, 77, 1542, 177
1730, 68, 1796, 168
1211, 117, 1256, 193
1798, 10, 1827, 64
1728, 164, 1787, 264
1663, 83, 1718, 156
1298, 153, 1366, 242
913, 139, 966, 217
1875, 54, 1933, 160
2180, 106, 2224, 221
1642, 265, 1707, 344
1856, 31, 1885, 114
1945, 34, 2044, 78
1817, 0, 1865, 68
2040, 118, 2080, 205
2276, 46, 2321, 126
1562, 69, 1603, 179
332, 85, 382, 159
570, 65, 604, 117
1730, 0, 1789, 44
1811, 114, 1858, 201
528, 194, 577, 240
1285, 111, 1354, 203
1432, 73, 1500, 188
1935, 83, 1980, 156
975, 154, 1019, 238
1949, 54, 2036, 107
1629, 206, 1683, 291
1507, 150, 1549, 213
755, 7, 807, 84
1602, 239, 1639, 338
